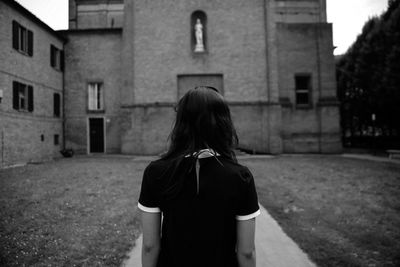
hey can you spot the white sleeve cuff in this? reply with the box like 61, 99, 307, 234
138, 202, 161, 213
236, 209, 261, 221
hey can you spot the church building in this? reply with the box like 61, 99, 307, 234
63, 0, 341, 155
0, 0, 341, 167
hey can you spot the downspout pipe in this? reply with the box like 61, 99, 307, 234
264, 0, 271, 154
62, 38, 68, 151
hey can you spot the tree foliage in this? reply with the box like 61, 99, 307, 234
337, 0, 400, 148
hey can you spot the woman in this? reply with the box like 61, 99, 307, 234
138, 86, 260, 267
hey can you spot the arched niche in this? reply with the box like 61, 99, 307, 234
191, 11, 207, 53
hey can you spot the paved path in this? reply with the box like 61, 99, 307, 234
122, 205, 316, 267
341, 153, 400, 164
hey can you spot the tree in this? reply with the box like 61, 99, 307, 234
337, 0, 400, 148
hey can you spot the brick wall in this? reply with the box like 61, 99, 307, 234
121, 105, 174, 155
274, 0, 327, 23
122, 0, 268, 104
64, 0, 340, 155
69, 0, 124, 29
120, 0, 277, 154
277, 23, 341, 153
0, 1, 64, 167
63, 29, 122, 154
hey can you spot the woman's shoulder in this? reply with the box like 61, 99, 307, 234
219, 158, 254, 183
144, 158, 170, 176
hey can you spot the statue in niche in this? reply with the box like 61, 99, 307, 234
194, 18, 205, 52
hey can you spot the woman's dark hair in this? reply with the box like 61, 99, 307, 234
162, 86, 238, 160
160, 86, 239, 199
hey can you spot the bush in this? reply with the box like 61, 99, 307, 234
60, 149, 74, 158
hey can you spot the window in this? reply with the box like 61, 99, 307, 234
54, 134, 59, 145
13, 81, 33, 112
295, 74, 312, 106
88, 83, 104, 111
50, 45, 64, 71
54, 93, 61, 117
41, 134, 44, 142
12, 21, 33, 56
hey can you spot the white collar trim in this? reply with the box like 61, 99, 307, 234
185, 148, 220, 158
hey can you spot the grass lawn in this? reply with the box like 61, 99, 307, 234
0, 155, 399, 266
243, 155, 400, 267
0, 156, 147, 266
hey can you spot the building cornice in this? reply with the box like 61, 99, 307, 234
58, 28, 122, 35
121, 101, 282, 109
2, 0, 67, 43
75, 0, 123, 4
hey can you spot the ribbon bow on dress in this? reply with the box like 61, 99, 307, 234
185, 149, 221, 195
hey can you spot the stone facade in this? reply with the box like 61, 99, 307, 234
62, 0, 341, 155
0, 0, 65, 167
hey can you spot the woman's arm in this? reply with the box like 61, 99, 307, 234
141, 211, 161, 267
236, 218, 256, 267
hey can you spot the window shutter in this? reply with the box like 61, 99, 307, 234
50, 45, 55, 67
12, 21, 19, 50
27, 30, 33, 56
60, 50, 65, 71
28, 85, 34, 112
13, 81, 19, 110
54, 93, 60, 117
53, 93, 57, 116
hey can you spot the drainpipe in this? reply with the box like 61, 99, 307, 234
62, 40, 67, 151
315, 2, 323, 153
264, 0, 271, 154
1, 131, 4, 167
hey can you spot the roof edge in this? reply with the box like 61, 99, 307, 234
3, 0, 67, 43
58, 28, 123, 34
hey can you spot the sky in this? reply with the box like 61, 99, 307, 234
15, 0, 388, 55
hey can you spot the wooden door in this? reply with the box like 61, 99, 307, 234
89, 118, 104, 153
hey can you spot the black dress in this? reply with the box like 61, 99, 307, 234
138, 149, 260, 267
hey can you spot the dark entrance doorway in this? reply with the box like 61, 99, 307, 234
89, 118, 104, 153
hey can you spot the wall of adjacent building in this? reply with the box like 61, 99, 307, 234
277, 22, 341, 153
0, 1, 64, 167
62, 29, 122, 154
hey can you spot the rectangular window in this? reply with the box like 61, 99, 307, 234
13, 81, 33, 112
87, 82, 104, 111
53, 93, 61, 117
54, 134, 59, 145
295, 74, 312, 107
12, 21, 33, 56
50, 45, 64, 71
